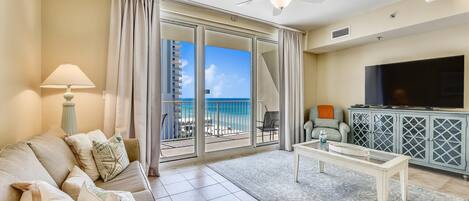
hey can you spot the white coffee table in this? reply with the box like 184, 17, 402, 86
293, 140, 410, 201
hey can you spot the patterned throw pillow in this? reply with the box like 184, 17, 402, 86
92, 134, 130, 182
77, 183, 135, 201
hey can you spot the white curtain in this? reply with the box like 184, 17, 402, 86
104, 0, 161, 176
279, 29, 304, 151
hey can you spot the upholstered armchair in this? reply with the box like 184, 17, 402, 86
304, 105, 350, 143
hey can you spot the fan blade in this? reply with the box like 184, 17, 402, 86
236, 0, 253, 6
301, 0, 326, 3
273, 7, 282, 16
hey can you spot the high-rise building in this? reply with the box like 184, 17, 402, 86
161, 40, 182, 140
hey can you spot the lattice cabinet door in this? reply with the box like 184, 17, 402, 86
371, 113, 396, 152
430, 116, 466, 170
351, 111, 371, 148
400, 114, 429, 163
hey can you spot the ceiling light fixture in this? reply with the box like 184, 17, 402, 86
270, 0, 292, 10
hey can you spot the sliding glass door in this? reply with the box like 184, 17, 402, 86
160, 21, 197, 160
256, 40, 279, 145
204, 29, 253, 152
159, 19, 279, 161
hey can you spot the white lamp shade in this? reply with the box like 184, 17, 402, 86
41, 64, 95, 89
270, 0, 292, 9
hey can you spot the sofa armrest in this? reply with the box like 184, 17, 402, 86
124, 139, 140, 162
339, 122, 350, 143
304, 121, 313, 141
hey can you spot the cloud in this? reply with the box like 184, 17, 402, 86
205, 64, 216, 84
205, 64, 225, 98
181, 73, 193, 87
180, 59, 189, 69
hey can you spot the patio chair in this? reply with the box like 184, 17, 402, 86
257, 111, 280, 142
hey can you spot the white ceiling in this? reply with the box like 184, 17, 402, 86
186, 0, 401, 31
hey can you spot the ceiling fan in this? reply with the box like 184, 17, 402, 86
236, 0, 326, 16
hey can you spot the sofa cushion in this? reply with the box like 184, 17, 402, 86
95, 161, 150, 193
132, 190, 155, 201
0, 143, 57, 187
0, 171, 21, 201
27, 133, 77, 186
311, 128, 342, 142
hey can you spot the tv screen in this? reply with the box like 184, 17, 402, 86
365, 55, 465, 108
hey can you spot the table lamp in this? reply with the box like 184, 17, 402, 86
41, 64, 95, 135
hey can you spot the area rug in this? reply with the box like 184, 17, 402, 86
207, 150, 466, 201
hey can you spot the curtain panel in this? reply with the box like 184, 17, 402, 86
279, 29, 305, 151
104, 0, 161, 176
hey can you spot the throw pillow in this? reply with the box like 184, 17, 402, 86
65, 130, 108, 181
92, 134, 130, 182
314, 118, 340, 129
77, 183, 135, 201
62, 166, 95, 200
11, 181, 73, 201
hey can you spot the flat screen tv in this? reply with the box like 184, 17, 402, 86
365, 55, 465, 108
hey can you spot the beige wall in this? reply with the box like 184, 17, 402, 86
0, 0, 43, 147
313, 24, 469, 122
303, 52, 317, 121
41, 0, 111, 133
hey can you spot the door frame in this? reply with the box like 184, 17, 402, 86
160, 17, 280, 162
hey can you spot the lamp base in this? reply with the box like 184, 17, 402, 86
62, 87, 77, 135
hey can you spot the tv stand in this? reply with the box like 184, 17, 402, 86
348, 107, 469, 178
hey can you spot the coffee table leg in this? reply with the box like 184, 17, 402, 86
318, 161, 324, 173
400, 166, 408, 201
376, 174, 388, 201
294, 152, 299, 182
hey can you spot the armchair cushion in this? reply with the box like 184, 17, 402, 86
311, 128, 342, 142
313, 118, 339, 129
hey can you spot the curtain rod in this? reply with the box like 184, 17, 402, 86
165, 0, 306, 34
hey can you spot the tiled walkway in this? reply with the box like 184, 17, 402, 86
149, 165, 257, 201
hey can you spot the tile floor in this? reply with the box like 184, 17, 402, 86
149, 165, 257, 201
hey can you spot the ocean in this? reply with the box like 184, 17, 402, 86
162, 98, 252, 139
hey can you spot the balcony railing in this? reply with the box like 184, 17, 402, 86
161, 99, 251, 142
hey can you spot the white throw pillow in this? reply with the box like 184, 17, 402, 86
62, 166, 96, 200
77, 183, 135, 201
11, 181, 73, 201
65, 130, 107, 181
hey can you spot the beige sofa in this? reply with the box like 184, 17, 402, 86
0, 132, 155, 201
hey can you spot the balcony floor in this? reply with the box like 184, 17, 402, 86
161, 132, 278, 158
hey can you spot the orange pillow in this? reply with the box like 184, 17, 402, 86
317, 105, 334, 119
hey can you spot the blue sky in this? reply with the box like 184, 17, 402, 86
179, 41, 251, 99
